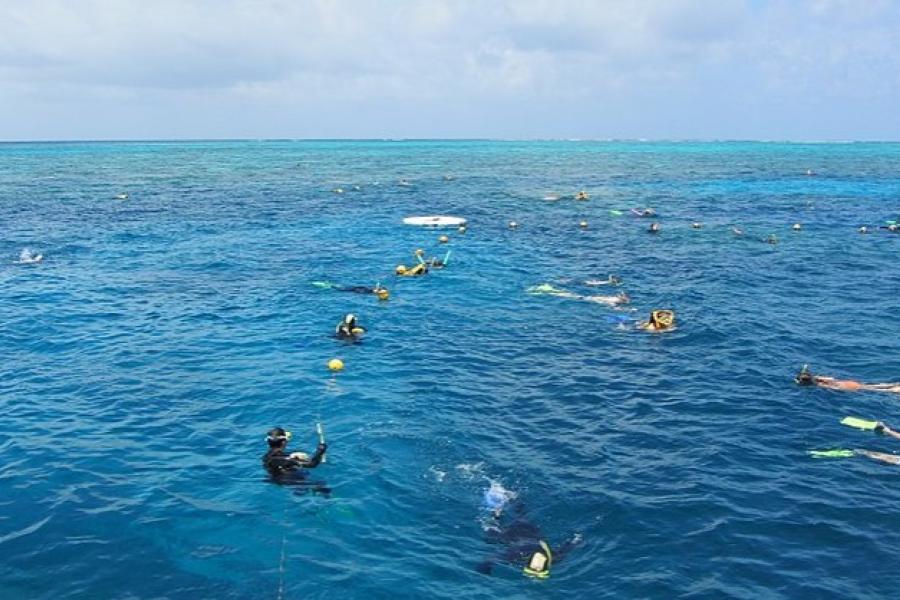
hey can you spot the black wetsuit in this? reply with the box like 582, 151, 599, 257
337, 286, 379, 294
262, 444, 326, 478
476, 501, 580, 575
335, 319, 361, 340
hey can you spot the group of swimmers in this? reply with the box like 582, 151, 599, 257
798, 365, 900, 465
266, 228, 569, 578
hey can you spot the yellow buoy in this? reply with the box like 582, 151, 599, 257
328, 358, 344, 372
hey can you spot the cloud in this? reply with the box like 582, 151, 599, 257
1, 0, 899, 139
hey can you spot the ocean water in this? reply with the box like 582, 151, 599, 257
1, 140, 900, 600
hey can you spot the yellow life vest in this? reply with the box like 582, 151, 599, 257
523, 540, 552, 579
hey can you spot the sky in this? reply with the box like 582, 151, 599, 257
1, 0, 899, 140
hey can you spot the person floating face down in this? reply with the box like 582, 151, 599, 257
262, 427, 330, 495
335, 313, 365, 340
334, 284, 389, 300
794, 364, 900, 393
639, 309, 676, 332
395, 262, 428, 277
476, 498, 581, 579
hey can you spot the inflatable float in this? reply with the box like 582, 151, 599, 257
403, 215, 467, 227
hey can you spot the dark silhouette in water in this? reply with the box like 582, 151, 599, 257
476, 500, 581, 577
263, 427, 331, 497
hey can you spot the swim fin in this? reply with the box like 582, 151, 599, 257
808, 449, 855, 459
840, 417, 879, 431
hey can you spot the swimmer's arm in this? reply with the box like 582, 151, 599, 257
877, 423, 900, 441
295, 443, 328, 468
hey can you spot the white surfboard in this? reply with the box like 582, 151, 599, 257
402, 215, 467, 227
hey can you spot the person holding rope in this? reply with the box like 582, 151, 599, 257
263, 427, 330, 495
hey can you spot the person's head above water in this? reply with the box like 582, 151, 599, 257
395, 264, 407, 275
342, 313, 357, 328
266, 427, 291, 449
795, 364, 815, 386
375, 287, 389, 300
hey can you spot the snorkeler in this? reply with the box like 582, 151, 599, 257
584, 275, 622, 286
575, 190, 589, 200
648, 222, 661, 234
631, 207, 656, 217
527, 283, 630, 307
396, 263, 428, 277
476, 497, 581, 579
581, 291, 630, 306
16, 248, 43, 264
313, 282, 390, 300
414, 248, 451, 269
335, 313, 365, 340
795, 365, 900, 393
638, 309, 676, 332
263, 427, 327, 477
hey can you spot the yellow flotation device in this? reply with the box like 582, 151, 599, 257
523, 540, 552, 579
651, 309, 675, 329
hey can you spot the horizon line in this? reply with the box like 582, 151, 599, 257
2, 137, 900, 144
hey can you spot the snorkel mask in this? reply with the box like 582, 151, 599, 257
795, 364, 813, 385
266, 428, 292, 446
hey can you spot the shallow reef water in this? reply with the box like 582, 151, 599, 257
1, 140, 900, 599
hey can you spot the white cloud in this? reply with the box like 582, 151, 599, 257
0, 0, 899, 138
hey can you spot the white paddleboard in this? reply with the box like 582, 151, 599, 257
403, 215, 467, 227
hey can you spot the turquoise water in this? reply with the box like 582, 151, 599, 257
2, 140, 900, 599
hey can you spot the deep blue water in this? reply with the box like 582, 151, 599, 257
2, 140, 900, 599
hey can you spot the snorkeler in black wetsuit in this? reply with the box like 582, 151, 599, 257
336, 285, 389, 300
476, 499, 581, 578
263, 427, 330, 495
334, 313, 365, 340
